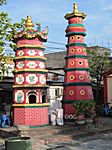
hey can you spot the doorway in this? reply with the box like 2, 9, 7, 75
29, 93, 36, 104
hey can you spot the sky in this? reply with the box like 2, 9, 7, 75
1, 0, 112, 54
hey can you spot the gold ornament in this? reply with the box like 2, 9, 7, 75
70, 75, 75, 80
69, 90, 74, 95
70, 60, 74, 65
79, 75, 84, 80
70, 48, 75, 53
70, 36, 75, 41
80, 90, 85, 95
65, 3, 86, 19
76, 35, 81, 40
78, 60, 83, 65
77, 48, 82, 53
25, 16, 34, 29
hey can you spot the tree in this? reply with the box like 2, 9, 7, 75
0, 0, 7, 5
87, 46, 111, 104
0, 0, 25, 79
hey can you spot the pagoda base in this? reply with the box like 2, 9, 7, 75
13, 104, 49, 126
63, 103, 77, 122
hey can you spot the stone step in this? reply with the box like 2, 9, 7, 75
29, 125, 79, 137
0, 127, 18, 138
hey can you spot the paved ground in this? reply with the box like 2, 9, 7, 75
1, 133, 112, 150
78, 133, 112, 150
46, 132, 112, 150
1, 117, 112, 149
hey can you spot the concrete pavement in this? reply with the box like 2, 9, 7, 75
0, 117, 112, 150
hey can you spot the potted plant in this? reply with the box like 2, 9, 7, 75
73, 100, 86, 124
84, 100, 96, 123
73, 100, 96, 124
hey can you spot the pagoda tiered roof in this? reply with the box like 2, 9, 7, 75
14, 16, 48, 42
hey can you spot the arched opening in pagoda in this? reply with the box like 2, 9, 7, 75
41, 93, 46, 103
28, 92, 37, 104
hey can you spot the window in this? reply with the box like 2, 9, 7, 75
55, 89, 59, 97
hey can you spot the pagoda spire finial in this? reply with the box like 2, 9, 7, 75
65, 2, 86, 19
73, 3, 78, 13
25, 16, 34, 29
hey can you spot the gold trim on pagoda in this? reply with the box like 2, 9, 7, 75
15, 56, 47, 60
13, 84, 49, 88
17, 44, 46, 49
65, 3, 86, 19
12, 103, 50, 107
15, 69, 48, 72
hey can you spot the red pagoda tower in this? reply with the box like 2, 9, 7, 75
13, 16, 49, 127
63, 3, 94, 121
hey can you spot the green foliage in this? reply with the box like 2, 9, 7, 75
87, 47, 111, 79
0, 0, 25, 79
0, 0, 25, 53
87, 46, 111, 103
73, 100, 95, 116
0, 11, 25, 52
0, 12, 12, 53
0, 0, 7, 5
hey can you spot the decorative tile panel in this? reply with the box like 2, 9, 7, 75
15, 90, 24, 103
16, 75, 24, 84
27, 49, 36, 56
39, 62, 45, 69
26, 61, 37, 68
18, 50, 24, 56
39, 75, 46, 84
17, 62, 24, 69
38, 51, 44, 56
26, 74, 38, 84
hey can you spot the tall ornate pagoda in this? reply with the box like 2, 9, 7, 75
63, 3, 94, 121
13, 16, 49, 127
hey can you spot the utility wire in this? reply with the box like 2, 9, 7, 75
47, 41, 65, 45
46, 46, 66, 50
4, 44, 66, 51
5, 40, 66, 46
3, 40, 112, 55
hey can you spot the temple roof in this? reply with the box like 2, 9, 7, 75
13, 16, 48, 42
65, 3, 86, 19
